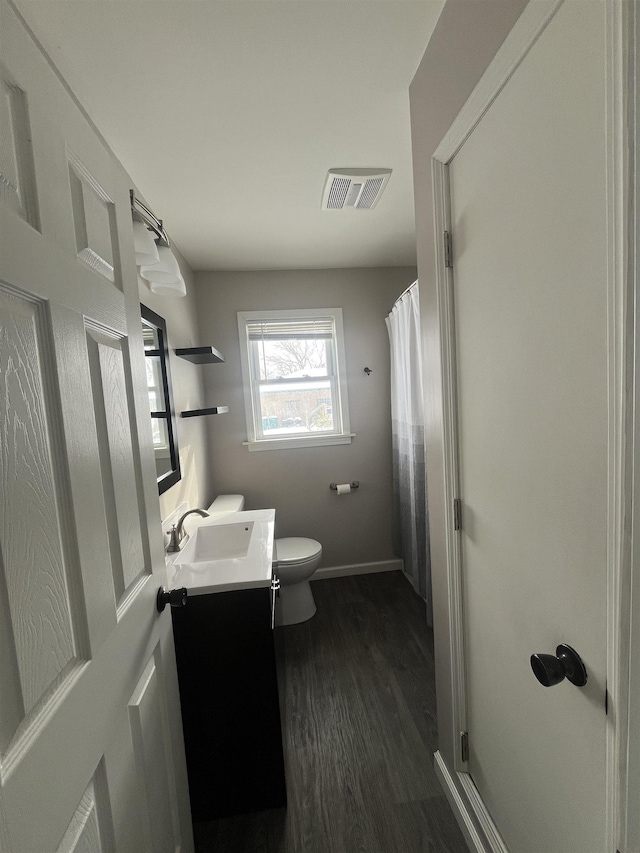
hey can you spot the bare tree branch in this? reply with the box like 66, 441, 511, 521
263, 339, 325, 377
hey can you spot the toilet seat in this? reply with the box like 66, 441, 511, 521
275, 537, 322, 566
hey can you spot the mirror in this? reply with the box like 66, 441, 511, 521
141, 304, 181, 495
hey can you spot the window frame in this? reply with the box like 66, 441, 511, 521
237, 307, 353, 451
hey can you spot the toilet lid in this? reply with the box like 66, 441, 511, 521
275, 537, 322, 563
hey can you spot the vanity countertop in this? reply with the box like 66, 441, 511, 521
167, 509, 275, 596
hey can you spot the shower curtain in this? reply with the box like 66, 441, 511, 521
386, 282, 432, 625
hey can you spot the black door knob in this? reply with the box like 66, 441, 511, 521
530, 644, 587, 687
156, 586, 188, 613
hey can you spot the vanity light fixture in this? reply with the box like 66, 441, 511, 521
132, 219, 160, 266
141, 246, 187, 296
130, 190, 186, 297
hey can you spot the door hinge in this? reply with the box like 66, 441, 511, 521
444, 230, 453, 268
460, 731, 469, 763
453, 498, 462, 531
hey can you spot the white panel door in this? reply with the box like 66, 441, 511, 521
449, 3, 608, 851
0, 2, 193, 850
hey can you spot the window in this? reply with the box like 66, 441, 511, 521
237, 308, 352, 451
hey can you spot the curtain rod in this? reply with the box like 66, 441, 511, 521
394, 279, 418, 304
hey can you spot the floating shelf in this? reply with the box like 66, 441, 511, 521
175, 346, 225, 364
176, 346, 226, 417
181, 406, 229, 418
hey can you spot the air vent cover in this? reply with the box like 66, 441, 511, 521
322, 169, 392, 211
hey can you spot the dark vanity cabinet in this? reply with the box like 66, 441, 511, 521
171, 587, 287, 823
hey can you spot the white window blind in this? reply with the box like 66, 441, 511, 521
246, 317, 334, 341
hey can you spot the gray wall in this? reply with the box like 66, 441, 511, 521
194, 267, 416, 569
409, 0, 528, 810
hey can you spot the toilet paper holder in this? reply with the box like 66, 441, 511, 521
330, 481, 359, 490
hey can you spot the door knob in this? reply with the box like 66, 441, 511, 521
156, 586, 188, 613
530, 644, 587, 687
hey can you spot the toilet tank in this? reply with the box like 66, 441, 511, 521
206, 494, 245, 517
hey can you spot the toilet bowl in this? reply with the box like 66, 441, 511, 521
273, 537, 323, 626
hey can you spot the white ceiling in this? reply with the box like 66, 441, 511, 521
14, 1, 444, 271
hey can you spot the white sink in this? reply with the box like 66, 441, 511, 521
168, 509, 275, 595
179, 520, 255, 562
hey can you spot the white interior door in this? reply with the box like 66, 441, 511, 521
0, 3, 193, 850
449, 2, 609, 851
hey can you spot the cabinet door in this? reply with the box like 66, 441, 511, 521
172, 589, 287, 822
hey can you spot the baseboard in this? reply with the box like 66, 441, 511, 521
457, 772, 508, 853
313, 559, 403, 580
434, 751, 488, 853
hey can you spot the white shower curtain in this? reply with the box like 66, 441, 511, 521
386, 282, 432, 624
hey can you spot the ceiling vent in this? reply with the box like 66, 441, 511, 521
322, 169, 392, 211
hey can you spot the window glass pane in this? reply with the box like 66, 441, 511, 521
255, 338, 329, 381
153, 418, 173, 477
148, 389, 163, 412
145, 355, 165, 414
151, 415, 170, 450
142, 323, 159, 350
258, 379, 334, 434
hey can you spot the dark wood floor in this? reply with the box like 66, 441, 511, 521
193, 572, 469, 853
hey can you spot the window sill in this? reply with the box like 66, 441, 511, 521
243, 433, 355, 452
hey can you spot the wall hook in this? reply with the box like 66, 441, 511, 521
364, 367, 372, 376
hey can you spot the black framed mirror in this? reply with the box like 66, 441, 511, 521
141, 304, 181, 495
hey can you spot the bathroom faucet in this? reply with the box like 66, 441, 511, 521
166, 508, 210, 553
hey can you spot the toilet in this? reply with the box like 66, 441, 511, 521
273, 537, 323, 626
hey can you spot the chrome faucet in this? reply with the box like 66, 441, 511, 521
166, 508, 210, 553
